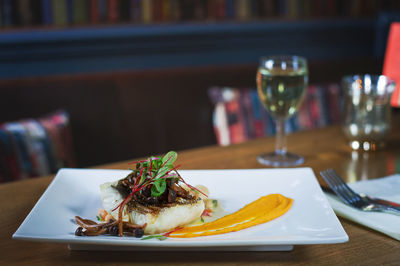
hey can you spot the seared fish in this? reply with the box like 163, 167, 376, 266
100, 181, 206, 234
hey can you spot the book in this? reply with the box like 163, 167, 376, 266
1, 0, 13, 27
41, 0, 53, 25
130, 0, 141, 22
120, 0, 130, 22
286, 0, 298, 19
73, 0, 88, 24
9, 0, 20, 25
89, 0, 100, 23
107, 0, 119, 23
193, 0, 206, 20
141, 0, 152, 23
160, 0, 170, 21
235, 0, 250, 20
206, 0, 216, 20
179, 0, 196, 21
52, 0, 68, 26
225, 0, 235, 19
277, 0, 287, 17
31, 0, 43, 25
98, 0, 108, 22
152, 0, 163, 22
18, 0, 33, 25
250, 0, 260, 18
259, 0, 276, 17
66, 0, 74, 24
215, 0, 226, 20
169, 0, 180, 21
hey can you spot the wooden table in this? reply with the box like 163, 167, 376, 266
1, 125, 399, 265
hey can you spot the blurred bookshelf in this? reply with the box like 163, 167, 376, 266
1, 0, 400, 30
1, 0, 400, 79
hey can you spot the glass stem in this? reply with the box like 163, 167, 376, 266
275, 118, 287, 156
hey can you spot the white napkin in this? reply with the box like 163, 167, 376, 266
324, 174, 400, 241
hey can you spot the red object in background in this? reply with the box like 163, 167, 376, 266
89, 0, 100, 23
108, 0, 119, 23
383, 22, 400, 108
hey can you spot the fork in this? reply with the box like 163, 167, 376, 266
320, 169, 400, 216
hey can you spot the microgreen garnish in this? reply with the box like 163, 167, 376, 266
151, 178, 167, 197
113, 151, 207, 213
141, 234, 168, 241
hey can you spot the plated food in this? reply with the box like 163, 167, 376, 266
74, 151, 293, 239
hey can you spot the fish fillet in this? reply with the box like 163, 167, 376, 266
100, 181, 205, 234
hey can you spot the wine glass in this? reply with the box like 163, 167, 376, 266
256, 55, 308, 167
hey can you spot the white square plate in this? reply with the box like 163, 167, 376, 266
13, 168, 348, 251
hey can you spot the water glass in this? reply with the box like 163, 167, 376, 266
342, 74, 395, 151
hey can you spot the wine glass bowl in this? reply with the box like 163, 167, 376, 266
256, 55, 308, 167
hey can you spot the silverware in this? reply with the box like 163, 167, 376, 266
321, 186, 400, 209
320, 169, 400, 216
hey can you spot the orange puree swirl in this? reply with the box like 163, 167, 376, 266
169, 194, 293, 238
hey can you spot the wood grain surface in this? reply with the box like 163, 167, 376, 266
2, 125, 400, 265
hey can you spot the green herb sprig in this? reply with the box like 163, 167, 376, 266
128, 151, 179, 197
141, 234, 168, 241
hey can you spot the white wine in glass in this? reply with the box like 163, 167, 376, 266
256, 55, 308, 167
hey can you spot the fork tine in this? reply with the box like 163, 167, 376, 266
320, 169, 352, 205
328, 169, 362, 203
325, 169, 355, 204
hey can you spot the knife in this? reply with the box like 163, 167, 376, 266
321, 186, 400, 210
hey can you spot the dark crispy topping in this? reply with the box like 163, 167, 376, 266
113, 173, 196, 207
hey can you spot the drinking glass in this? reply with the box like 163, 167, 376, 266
256, 55, 308, 167
342, 74, 395, 151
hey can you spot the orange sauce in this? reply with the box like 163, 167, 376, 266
169, 194, 293, 238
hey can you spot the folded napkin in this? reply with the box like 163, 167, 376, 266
324, 174, 400, 241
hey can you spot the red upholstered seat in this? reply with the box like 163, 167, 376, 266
209, 84, 342, 146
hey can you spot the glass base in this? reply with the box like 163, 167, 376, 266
348, 140, 386, 151
257, 152, 304, 167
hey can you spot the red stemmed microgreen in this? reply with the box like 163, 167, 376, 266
162, 226, 183, 237
177, 172, 208, 197
113, 151, 178, 210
